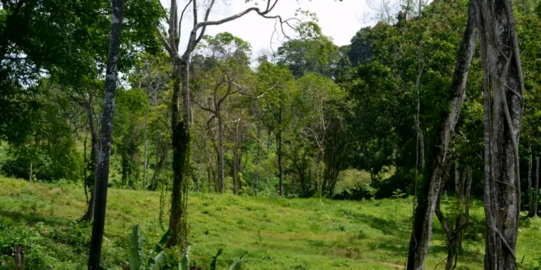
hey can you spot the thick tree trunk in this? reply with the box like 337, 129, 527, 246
476, 0, 525, 266
167, 61, 190, 249
406, 2, 477, 269
87, 0, 124, 268
528, 149, 533, 216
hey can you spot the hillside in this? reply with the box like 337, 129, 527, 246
1, 176, 541, 269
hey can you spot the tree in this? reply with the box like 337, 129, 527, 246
295, 73, 344, 194
157, 0, 293, 249
475, 0, 525, 266
256, 61, 296, 196
192, 33, 252, 193
406, 0, 478, 268
87, 0, 125, 268
277, 21, 339, 78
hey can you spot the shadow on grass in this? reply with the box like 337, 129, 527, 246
356, 213, 410, 239
0, 209, 73, 227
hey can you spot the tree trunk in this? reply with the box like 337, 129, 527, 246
167, 61, 190, 250
14, 245, 24, 270
233, 147, 238, 194
87, 0, 124, 268
254, 126, 261, 196
476, 0, 525, 266
464, 166, 472, 225
150, 148, 166, 190
81, 95, 99, 222
406, 2, 477, 269
455, 161, 461, 199
217, 111, 225, 193
277, 131, 283, 197
528, 149, 533, 216
535, 156, 539, 217
143, 105, 150, 190
315, 150, 322, 194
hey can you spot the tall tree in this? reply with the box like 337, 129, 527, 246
256, 62, 296, 196
406, 0, 478, 268
87, 0, 125, 268
157, 0, 292, 248
475, 0, 526, 266
192, 32, 251, 193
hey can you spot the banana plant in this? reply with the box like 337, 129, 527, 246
128, 224, 171, 270
180, 247, 246, 270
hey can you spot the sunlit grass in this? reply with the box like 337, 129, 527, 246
1, 176, 541, 269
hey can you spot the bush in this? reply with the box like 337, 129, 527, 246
333, 183, 378, 201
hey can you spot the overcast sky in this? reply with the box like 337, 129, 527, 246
159, 0, 398, 60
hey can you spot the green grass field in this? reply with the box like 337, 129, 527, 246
1, 176, 541, 269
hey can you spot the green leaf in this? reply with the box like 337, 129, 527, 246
154, 229, 171, 254
179, 246, 190, 270
129, 225, 145, 270
210, 249, 223, 270
228, 251, 247, 270
147, 229, 171, 269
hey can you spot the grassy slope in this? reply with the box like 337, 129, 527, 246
0, 176, 541, 269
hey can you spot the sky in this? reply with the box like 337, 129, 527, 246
159, 0, 398, 60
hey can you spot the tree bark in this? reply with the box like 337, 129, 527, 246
406, 2, 477, 269
87, 0, 124, 268
476, 0, 526, 266
167, 61, 190, 249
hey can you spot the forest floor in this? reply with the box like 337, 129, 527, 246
1, 176, 541, 269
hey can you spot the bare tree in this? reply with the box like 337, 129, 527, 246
158, 0, 293, 248
194, 75, 241, 193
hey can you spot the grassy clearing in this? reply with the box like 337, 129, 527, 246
0, 176, 541, 269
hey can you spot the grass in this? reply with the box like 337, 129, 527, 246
1, 175, 541, 269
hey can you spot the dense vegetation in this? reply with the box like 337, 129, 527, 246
2, 0, 541, 268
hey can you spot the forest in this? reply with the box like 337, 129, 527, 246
1, 0, 541, 269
